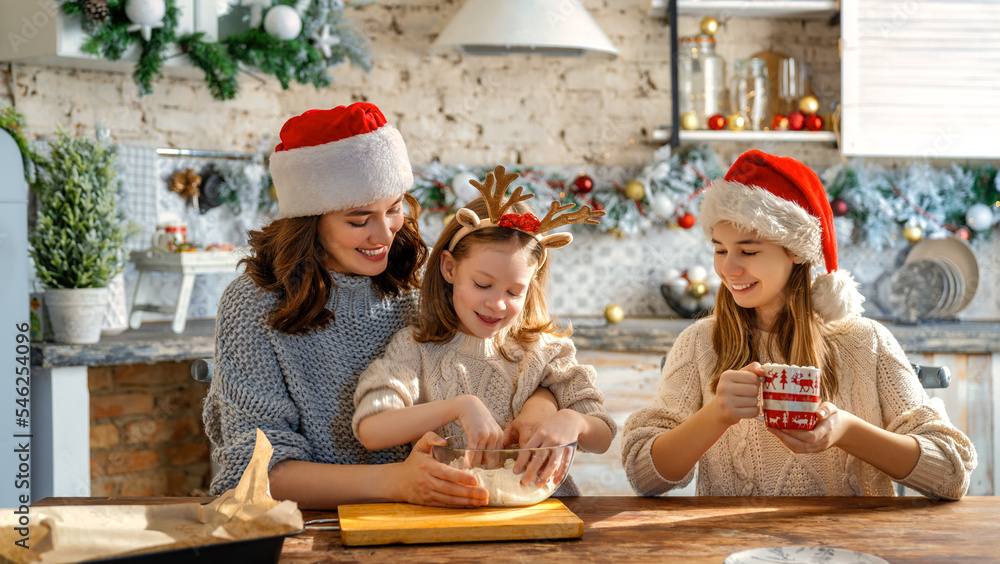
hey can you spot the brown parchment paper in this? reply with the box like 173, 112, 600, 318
0, 429, 303, 564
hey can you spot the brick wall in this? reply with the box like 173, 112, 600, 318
88, 361, 211, 497
0, 1, 845, 169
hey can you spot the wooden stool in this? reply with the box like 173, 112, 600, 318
129, 250, 242, 333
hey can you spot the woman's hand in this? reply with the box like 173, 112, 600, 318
511, 410, 582, 486
454, 395, 504, 450
391, 432, 489, 507
710, 362, 764, 426
767, 402, 851, 454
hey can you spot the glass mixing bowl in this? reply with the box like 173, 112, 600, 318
431, 436, 577, 507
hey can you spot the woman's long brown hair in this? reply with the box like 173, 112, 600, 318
413, 198, 566, 352
242, 193, 427, 334
710, 262, 839, 400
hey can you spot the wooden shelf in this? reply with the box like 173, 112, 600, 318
651, 127, 837, 143
650, 0, 839, 19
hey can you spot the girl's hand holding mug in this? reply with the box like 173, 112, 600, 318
712, 362, 765, 426
767, 402, 850, 454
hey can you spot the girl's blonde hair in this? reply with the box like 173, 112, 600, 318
710, 262, 839, 400
413, 198, 567, 350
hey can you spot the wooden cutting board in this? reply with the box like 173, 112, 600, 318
337, 499, 584, 546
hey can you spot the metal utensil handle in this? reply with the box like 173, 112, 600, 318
304, 518, 341, 531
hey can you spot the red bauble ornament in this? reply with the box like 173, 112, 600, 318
574, 175, 594, 194
831, 197, 849, 217
770, 114, 789, 131
787, 111, 805, 131
955, 227, 971, 241
805, 114, 824, 131
497, 212, 541, 233
707, 114, 727, 130
678, 212, 696, 229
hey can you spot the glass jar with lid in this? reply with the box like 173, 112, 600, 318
731, 58, 770, 130
678, 35, 727, 130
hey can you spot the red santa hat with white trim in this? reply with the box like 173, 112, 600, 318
698, 150, 864, 322
269, 102, 413, 218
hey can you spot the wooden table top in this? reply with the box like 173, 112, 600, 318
36, 496, 998, 563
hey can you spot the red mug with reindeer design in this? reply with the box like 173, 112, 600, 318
761, 363, 821, 430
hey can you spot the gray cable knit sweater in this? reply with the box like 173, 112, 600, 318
203, 271, 416, 495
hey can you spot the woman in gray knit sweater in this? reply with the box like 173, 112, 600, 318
203, 104, 556, 509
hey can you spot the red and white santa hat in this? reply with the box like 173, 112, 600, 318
269, 102, 413, 218
699, 150, 864, 322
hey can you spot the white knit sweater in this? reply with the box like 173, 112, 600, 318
622, 316, 977, 500
353, 327, 617, 443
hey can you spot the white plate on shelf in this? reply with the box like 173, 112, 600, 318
903, 236, 979, 315
724, 546, 889, 564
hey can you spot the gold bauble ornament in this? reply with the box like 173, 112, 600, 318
604, 304, 625, 324
443, 212, 457, 226
727, 113, 746, 131
625, 180, 646, 201
798, 95, 820, 115
902, 225, 924, 243
680, 111, 699, 131
687, 281, 709, 299
700, 16, 719, 36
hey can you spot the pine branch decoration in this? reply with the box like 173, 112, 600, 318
61, 0, 371, 101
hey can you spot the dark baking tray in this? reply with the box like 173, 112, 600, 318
85, 528, 304, 564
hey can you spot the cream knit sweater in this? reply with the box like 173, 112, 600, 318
622, 316, 977, 500
354, 327, 616, 443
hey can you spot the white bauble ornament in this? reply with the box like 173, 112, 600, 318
125, 0, 165, 41
651, 192, 675, 219
264, 5, 302, 40
687, 266, 708, 283
669, 278, 688, 295
451, 171, 481, 205
966, 203, 994, 232
662, 268, 681, 284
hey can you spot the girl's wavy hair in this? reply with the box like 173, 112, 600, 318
241, 193, 427, 334
710, 262, 839, 400
413, 198, 566, 354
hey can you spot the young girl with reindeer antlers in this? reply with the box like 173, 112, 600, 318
353, 165, 616, 497
622, 150, 976, 500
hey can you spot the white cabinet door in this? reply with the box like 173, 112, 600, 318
841, 0, 1000, 158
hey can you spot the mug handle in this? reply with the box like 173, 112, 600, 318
152, 231, 172, 251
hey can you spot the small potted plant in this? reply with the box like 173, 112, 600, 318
29, 129, 128, 344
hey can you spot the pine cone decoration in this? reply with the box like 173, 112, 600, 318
82, 0, 111, 24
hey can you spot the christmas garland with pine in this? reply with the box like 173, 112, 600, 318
0, 106, 46, 185
60, 0, 372, 101
408, 146, 999, 246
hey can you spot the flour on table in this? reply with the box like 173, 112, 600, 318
450, 459, 555, 507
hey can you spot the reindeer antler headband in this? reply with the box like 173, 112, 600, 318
448, 165, 605, 261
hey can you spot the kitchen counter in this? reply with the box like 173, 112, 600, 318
30, 317, 1000, 368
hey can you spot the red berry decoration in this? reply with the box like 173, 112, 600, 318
574, 175, 594, 194
678, 212, 696, 229
805, 114, 824, 131
830, 197, 849, 217
497, 213, 541, 233
955, 227, 971, 241
787, 111, 805, 131
707, 114, 727, 130
770, 114, 789, 131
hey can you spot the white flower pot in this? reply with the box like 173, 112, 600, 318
45, 288, 109, 344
